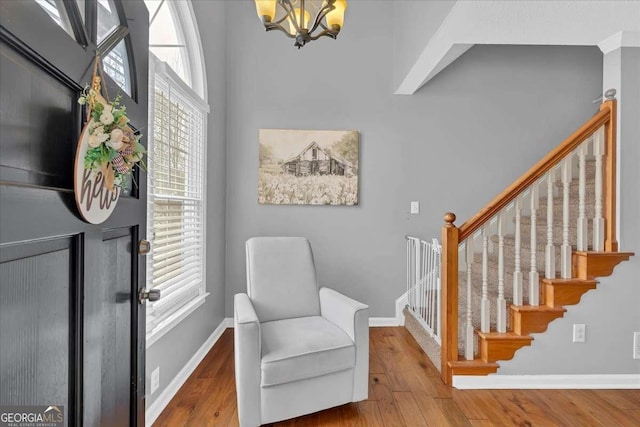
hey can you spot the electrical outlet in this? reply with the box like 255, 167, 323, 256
634, 332, 640, 359
573, 324, 586, 343
151, 367, 160, 394
410, 201, 419, 214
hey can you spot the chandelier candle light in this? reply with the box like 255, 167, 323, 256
255, 0, 347, 48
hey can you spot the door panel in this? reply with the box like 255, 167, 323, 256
100, 228, 133, 427
0, 1, 149, 426
0, 236, 79, 427
0, 42, 79, 188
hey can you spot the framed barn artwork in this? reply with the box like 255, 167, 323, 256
258, 129, 359, 205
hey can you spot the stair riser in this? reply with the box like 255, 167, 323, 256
543, 282, 597, 307
479, 338, 532, 363
509, 310, 565, 335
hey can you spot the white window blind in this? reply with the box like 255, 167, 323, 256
147, 57, 209, 338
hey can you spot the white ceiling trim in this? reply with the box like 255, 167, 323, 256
395, 1, 640, 95
598, 31, 640, 55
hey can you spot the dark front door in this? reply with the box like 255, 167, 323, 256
0, 1, 149, 426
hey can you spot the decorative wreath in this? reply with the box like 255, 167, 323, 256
77, 59, 145, 191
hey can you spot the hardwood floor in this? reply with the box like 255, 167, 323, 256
153, 327, 640, 426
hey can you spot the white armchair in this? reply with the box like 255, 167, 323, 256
234, 237, 369, 426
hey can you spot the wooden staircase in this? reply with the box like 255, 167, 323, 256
439, 95, 634, 384
450, 253, 632, 376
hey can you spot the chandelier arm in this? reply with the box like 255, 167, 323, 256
264, 22, 297, 38
308, 28, 339, 41
278, 0, 301, 35
308, 1, 336, 35
271, 13, 291, 26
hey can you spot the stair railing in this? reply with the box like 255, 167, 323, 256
406, 236, 442, 343
440, 93, 618, 384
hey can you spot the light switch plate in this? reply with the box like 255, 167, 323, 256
573, 324, 586, 343
410, 201, 419, 214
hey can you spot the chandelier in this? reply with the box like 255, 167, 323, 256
254, 0, 348, 49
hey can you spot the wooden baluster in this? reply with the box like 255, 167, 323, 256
441, 213, 459, 384
529, 185, 540, 306
561, 157, 573, 279
577, 143, 588, 251
593, 127, 605, 251
513, 196, 523, 306
465, 238, 474, 360
481, 225, 490, 333
545, 169, 556, 279
497, 213, 507, 332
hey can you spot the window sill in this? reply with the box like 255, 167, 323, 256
146, 293, 210, 348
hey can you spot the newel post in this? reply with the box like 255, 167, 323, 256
601, 91, 618, 252
440, 212, 459, 384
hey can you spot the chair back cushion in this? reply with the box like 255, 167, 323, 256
246, 237, 321, 322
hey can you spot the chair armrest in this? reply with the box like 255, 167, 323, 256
319, 287, 369, 402
319, 287, 368, 343
234, 293, 262, 426
235, 292, 261, 327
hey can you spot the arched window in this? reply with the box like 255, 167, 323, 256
144, 0, 206, 99
143, 0, 209, 345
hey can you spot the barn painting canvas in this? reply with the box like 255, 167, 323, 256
258, 129, 359, 205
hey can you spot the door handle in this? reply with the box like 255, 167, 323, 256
138, 239, 151, 255
138, 288, 161, 304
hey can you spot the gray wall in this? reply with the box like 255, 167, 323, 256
392, 0, 456, 90
145, 0, 227, 407
224, 0, 603, 318
499, 46, 640, 375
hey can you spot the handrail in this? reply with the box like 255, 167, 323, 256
458, 102, 613, 242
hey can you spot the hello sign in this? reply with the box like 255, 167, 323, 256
74, 124, 121, 224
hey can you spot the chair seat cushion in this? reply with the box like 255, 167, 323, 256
260, 316, 355, 387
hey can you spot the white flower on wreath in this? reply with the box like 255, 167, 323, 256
100, 110, 114, 125
88, 134, 106, 148
107, 128, 125, 150
107, 133, 124, 150
88, 126, 109, 148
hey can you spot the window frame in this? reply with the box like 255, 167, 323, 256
144, 0, 209, 348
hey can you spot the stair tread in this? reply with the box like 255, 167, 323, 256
449, 358, 499, 368
541, 277, 597, 285
510, 305, 566, 313
476, 331, 533, 341
574, 250, 635, 257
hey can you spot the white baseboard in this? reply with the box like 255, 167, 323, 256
145, 317, 233, 426
395, 291, 408, 326
224, 317, 401, 328
369, 317, 401, 327
453, 374, 640, 389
